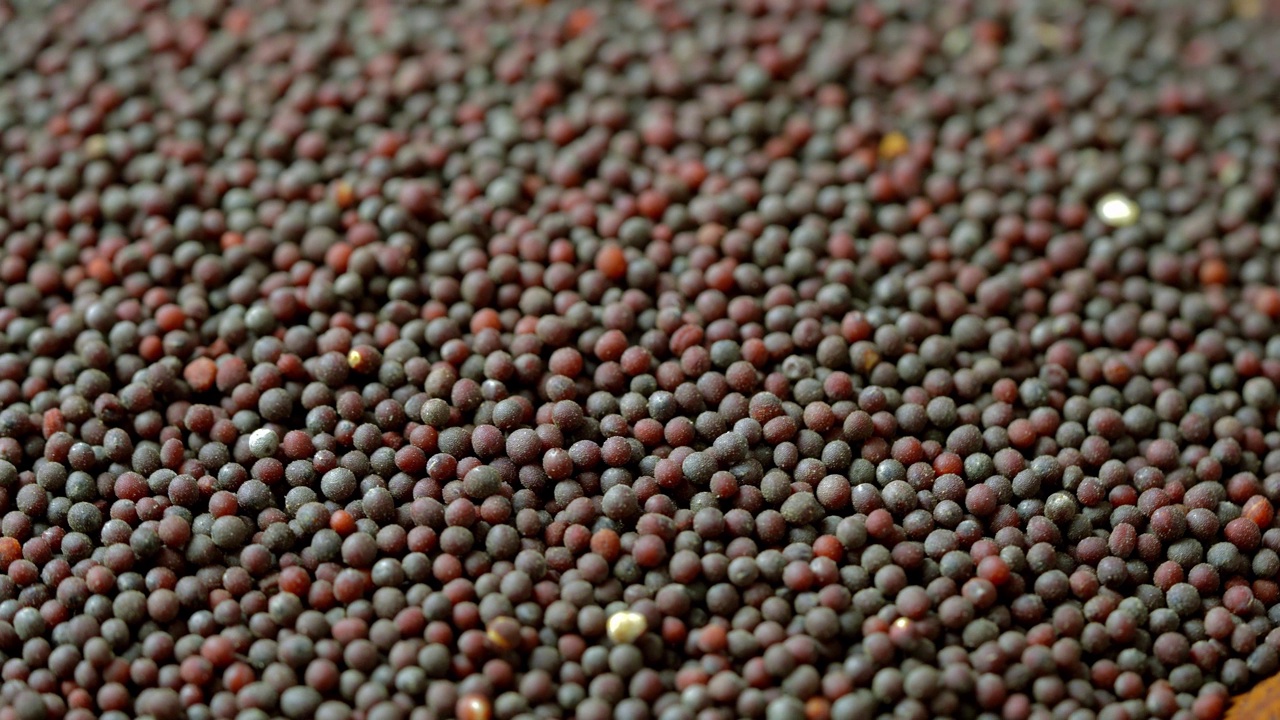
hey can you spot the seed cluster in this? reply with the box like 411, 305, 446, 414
2, 1, 1280, 720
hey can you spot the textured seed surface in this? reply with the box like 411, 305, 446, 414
0, 1, 1278, 720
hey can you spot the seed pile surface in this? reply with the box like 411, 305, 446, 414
3, 1, 1280, 719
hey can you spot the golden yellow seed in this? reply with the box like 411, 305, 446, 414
347, 348, 363, 370
879, 131, 909, 160
1095, 192, 1140, 228
84, 134, 108, 160
606, 610, 647, 645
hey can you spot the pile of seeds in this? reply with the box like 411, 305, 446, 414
2, 0, 1280, 719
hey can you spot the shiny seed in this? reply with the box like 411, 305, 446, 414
606, 611, 648, 645
1096, 192, 1140, 227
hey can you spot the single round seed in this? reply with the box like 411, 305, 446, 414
606, 611, 647, 645
249, 428, 280, 459
1095, 192, 1140, 228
